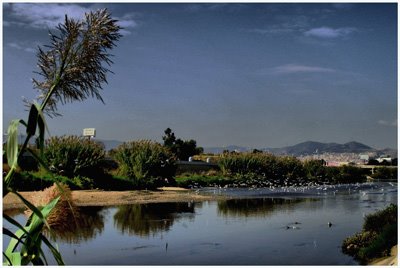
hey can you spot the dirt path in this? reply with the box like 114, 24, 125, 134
369, 245, 398, 266
3, 187, 227, 210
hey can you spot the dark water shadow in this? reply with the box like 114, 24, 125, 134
113, 202, 195, 237
217, 197, 316, 218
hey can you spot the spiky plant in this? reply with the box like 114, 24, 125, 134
3, 8, 121, 266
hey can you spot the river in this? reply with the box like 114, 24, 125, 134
3, 181, 397, 265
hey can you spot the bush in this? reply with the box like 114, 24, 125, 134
332, 165, 367, 184
342, 204, 398, 264
44, 135, 106, 178
218, 152, 277, 178
371, 167, 397, 181
363, 203, 397, 233
218, 153, 304, 184
303, 160, 327, 181
113, 140, 176, 184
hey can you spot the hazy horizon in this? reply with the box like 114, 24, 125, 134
3, 3, 397, 149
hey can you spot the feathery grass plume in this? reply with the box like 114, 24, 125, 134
29, 9, 122, 117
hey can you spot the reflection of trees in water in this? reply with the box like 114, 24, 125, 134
45, 206, 105, 244
113, 202, 195, 237
217, 198, 315, 218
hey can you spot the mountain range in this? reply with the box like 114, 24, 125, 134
3, 134, 396, 157
202, 141, 396, 157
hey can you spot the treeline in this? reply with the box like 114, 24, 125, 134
4, 135, 397, 191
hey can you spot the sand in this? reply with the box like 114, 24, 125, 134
2, 187, 226, 209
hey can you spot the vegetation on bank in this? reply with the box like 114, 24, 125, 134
342, 204, 397, 264
7, 144, 397, 192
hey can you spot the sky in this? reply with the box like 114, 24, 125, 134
2, 3, 398, 149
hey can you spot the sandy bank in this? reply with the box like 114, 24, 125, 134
369, 245, 398, 266
3, 187, 226, 210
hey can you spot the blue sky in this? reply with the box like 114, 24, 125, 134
2, 3, 398, 149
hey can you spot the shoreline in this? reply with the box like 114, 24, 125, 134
2, 187, 227, 210
369, 245, 398, 266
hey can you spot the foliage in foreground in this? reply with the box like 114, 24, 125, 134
342, 204, 397, 264
112, 140, 177, 185
3, 8, 121, 265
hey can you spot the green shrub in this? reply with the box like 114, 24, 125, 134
371, 167, 397, 181
363, 203, 397, 233
303, 160, 327, 181
44, 135, 106, 178
342, 204, 398, 264
9, 171, 80, 191
218, 152, 277, 178
276, 156, 305, 181
113, 140, 176, 184
333, 165, 367, 183
357, 224, 397, 263
218, 153, 304, 183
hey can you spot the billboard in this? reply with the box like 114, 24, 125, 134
83, 128, 96, 137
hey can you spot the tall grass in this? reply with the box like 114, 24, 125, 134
218, 152, 367, 184
113, 140, 177, 184
44, 135, 105, 178
3, 8, 121, 265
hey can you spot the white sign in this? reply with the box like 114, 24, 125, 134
83, 128, 96, 137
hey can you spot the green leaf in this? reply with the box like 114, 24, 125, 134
3, 252, 21, 266
3, 215, 30, 238
33, 102, 50, 157
29, 196, 61, 235
5, 229, 26, 255
6, 120, 20, 170
41, 235, 65, 265
10, 191, 56, 232
26, 104, 39, 136
2, 228, 27, 247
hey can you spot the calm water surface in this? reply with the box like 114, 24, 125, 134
3, 182, 397, 265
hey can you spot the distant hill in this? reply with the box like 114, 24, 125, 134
203, 141, 387, 156
203, 145, 249, 154
263, 141, 374, 156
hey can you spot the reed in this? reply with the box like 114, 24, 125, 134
3, 8, 121, 265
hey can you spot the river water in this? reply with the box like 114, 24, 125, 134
3, 182, 397, 265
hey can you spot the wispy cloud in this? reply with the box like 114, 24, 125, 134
332, 4, 354, 10
5, 3, 138, 35
6, 3, 90, 29
378, 120, 397, 127
117, 12, 138, 35
184, 3, 247, 12
270, 64, 336, 75
304, 27, 357, 39
246, 15, 309, 36
7, 42, 37, 53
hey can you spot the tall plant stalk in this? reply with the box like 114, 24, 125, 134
3, 8, 121, 265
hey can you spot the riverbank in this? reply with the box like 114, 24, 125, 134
2, 187, 227, 210
369, 245, 397, 266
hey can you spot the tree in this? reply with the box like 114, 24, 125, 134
162, 128, 203, 161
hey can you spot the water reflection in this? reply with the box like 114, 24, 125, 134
217, 198, 314, 218
113, 202, 195, 236
46, 206, 105, 243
